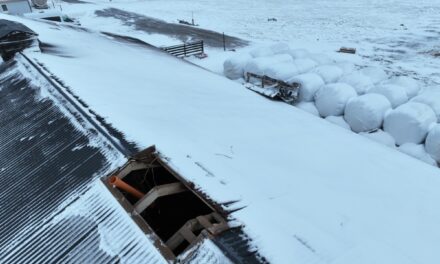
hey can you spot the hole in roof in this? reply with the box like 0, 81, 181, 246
103, 146, 229, 259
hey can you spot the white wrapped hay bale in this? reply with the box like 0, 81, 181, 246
249, 43, 290, 58
288, 49, 310, 59
325, 115, 351, 130
368, 84, 409, 108
344, 94, 391, 133
398, 143, 437, 166
412, 90, 440, 121
293, 58, 318, 73
425, 124, 440, 163
386, 76, 420, 98
336, 61, 356, 74
383, 102, 437, 145
294, 101, 320, 116
360, 66, 387, 84
339, 72, 374, 94
244, 54, 293, 76
314, 83, 357, 117
309, 53, 334, 65
312, 65, 344, 83
288, 73, 325, 101
265, 62, 300, 81
223, 53, 252, 80
360, 129, 396, 148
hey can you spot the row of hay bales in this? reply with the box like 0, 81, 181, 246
223, 43, 440, 167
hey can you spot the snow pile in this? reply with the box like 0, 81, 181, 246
384, 102, 437, 145
368, 84, 409, 108
223, 53, 252, 80
425, 124, 440, 163
412, 90, 440, 121
339, 72, 374, 94
398, 143, 437, 166
288, 73, 325, 101
360, 67, 388, 84
293, 58, 318, 73
314, 83, 357, 117
325, 115, 351, 129
265, 62, 299, 81
294, 101, 319, 116
344, 94, 391, 133
360, 129, 396, 148
244, 54, 293, 76
386, 76, 420, 98
312, 65, 344, 83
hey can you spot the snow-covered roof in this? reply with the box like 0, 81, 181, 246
3, 14, 440, 264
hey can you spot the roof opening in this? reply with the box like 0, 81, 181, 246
103, 146, 229, 259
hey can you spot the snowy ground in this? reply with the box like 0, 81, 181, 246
4, 0, 440, 262
3, 12, 440, 263
53, 0, 440, 85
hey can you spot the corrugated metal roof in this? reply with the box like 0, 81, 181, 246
0, 60, 167, 263
0, 58, 264, 263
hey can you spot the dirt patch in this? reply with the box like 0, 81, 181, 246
95, 8, 249, 48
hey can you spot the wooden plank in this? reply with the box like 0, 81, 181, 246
134, 182, 188, 213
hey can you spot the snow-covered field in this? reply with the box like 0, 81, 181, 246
3, 0, 440, 263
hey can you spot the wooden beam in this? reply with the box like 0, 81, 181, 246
133, 182, 188, 213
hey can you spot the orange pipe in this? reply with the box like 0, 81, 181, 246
109, 176, 144, 199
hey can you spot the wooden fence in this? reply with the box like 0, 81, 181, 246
161, 40, 204, 57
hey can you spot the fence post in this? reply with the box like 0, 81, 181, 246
201, 41, 204, 54
222, 32, 226, 51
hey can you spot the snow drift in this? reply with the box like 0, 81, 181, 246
360, 129, 396, 148
325, 115, 351, 130
398, 143, 437, 166
223, 53, 252, 80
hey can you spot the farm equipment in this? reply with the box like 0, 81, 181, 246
245, 72, 300, 103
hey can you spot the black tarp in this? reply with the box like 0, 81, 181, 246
0, 19, 36, 39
